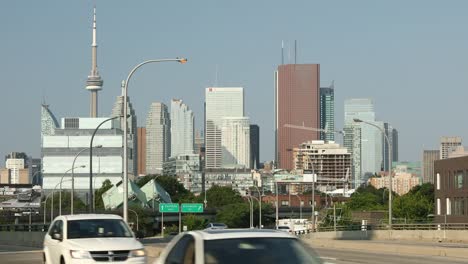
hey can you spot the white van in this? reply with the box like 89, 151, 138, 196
43, 214, 146, 264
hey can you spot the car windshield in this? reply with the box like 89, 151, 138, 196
204, 237, 321, 264
67, 219, 133, 239
212, 223, 226, 227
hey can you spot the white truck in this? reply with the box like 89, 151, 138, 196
277, 219, 311, 235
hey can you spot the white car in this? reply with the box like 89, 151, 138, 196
43, 214, 146, 264
154, 229, 322, 264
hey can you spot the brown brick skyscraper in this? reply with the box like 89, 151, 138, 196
275, 64, 320, 170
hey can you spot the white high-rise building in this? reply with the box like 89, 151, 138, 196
205, 87, 244, 169
221, 117, 250, 168
170, 99, 194, 157
146, 102, 170, 174
344, 98, 383, 187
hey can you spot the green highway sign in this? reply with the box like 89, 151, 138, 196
181, 203, 204, 213
159, 203, 179, 213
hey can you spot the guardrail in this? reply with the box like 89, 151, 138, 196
317, 223, 468, 232
0, 223, 49, 232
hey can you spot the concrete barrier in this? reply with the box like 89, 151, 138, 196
0, 231, 45, 247
306, 230, 468, 243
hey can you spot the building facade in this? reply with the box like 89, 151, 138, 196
320, 82, 335, 141
204, 168, 253, 196
369, 173, 420, 196
292, 140, 351, 192
205, 87, 244, 169
275, 64, 320, 170
0, 153, 31, 184
440, 137, 462, 160
170, 99, 194, 157
383, 123, 398, 171
344, 98, 383, 187
146, 102, 170, 174
250, 124, 260, 169
41, 117, 128, 194
163, 154, 202, 193
434, 156, 468, 223
221, 117, 250, 168
422, 150, 440, 184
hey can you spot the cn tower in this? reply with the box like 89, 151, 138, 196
85, 7, 103, 117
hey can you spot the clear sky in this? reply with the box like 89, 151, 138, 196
2, 0, 468, 165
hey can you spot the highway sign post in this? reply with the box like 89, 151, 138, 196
159, 203, 179, 237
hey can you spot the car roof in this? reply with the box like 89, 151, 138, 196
58, 214, 123, 221
188, 229, 296, 240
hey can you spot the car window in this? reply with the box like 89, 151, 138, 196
67, 219, 132, 239
48, 220, 63, 236
204, 237, 321, 264
165, 235, 195, 264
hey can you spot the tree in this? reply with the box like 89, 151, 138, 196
183, 214, 207, 230
392, 183, 434, 222
216, 203, 251, 228
197, 185, 244, 208
94, 179, 114, 210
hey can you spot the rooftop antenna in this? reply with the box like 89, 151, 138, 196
288, 42, 291, 63
281, 40, 284, 65
215, 64, 219, 86
294, 40, 297, 64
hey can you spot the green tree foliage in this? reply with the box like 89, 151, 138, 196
393, 183, 434, 222
197, 185, 244, 208
183, 214, 207, 231
42, 191, 87, 214
346, 185, 399, 211
94, 179, 114, 210
216, 203, 251, 228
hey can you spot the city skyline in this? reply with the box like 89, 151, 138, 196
3, 1, 468, 164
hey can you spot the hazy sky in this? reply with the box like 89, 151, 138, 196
2, 0, 468, 165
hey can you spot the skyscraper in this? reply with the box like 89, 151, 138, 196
440, 136, 462, 159
146, 102, 170, 174
111, 83, 138, 177
320, 82, 335, 141
275, 64, 320, 170
423, 150, 440, 183
344, 98, 383, 187
250, 124, 260, 169
85, 8, 103, 117
383, 123, 398, 171
170, 99, 194, 157
205, 87, 244, 169
221, 117, 250, 168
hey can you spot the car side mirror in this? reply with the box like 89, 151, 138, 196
52, 232, 62, 241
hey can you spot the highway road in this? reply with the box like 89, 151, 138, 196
2, 244, 468, 264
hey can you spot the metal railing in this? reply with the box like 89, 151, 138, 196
316, 223, 468, 232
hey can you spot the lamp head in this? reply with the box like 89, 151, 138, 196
177, 57, 188, 64
79, 165, 86, 168
95, 145, 103, 148
353, 118, 363, 123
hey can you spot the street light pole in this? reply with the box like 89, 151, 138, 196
253, 184, 262, 228
72, 146, 101, 215
89, 116, 120, 213
294, 194, 303, 219
353, 118, 392, 229
59, 165, 86, 215
128, 209, 139, 231
122, 57, 187, 223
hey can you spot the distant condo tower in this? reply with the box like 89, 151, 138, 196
85, 8, 103, 117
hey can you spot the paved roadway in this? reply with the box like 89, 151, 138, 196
2, 244, 468, 264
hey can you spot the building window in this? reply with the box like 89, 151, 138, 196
436, 173, 440, 190
281, 200, 289, 207
446, 198, 451, 215
456, 171, 464, 189
437, 198, 441, 215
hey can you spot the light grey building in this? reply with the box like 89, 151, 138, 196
422, 150, 440, 184
41, 117, 130, 196
146, 102, 170, 174
320, 82, 335, 141
383, 123, 398, 171
440, 136, 462, 160
163, 154, 202, 193
204, 168, 253, 196
221, 117, 250, 168
111, 84, 138, 177
205, 87, 245, 169
170, 99, 194, 157
344, 98, 383, 187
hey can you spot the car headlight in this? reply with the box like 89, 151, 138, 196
129, 249, 146, 257
70, 250, 92, 259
